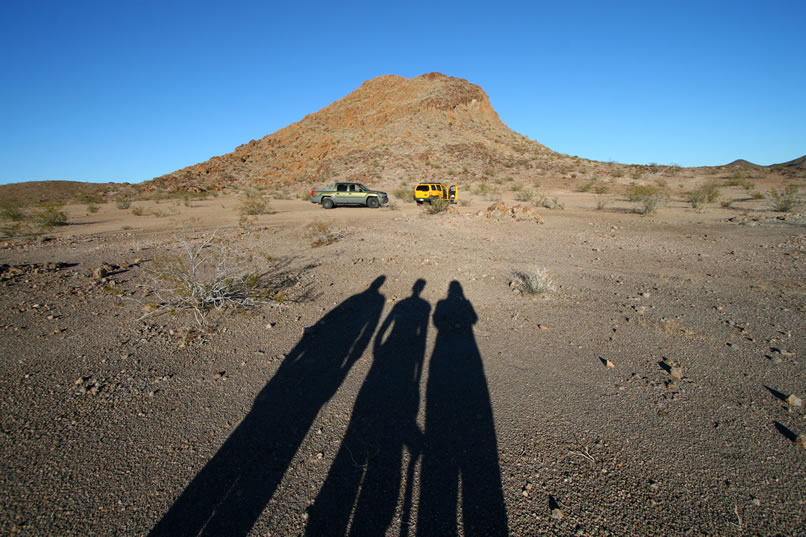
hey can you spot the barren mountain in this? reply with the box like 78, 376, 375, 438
151, 73, 555, 192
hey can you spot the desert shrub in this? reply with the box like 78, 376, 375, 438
612, 168, 625, 178
751, 191, 765, 200
720, 200, 734, 208
422, 198, 450, 214
0, 202, 25, 222
627, 184, 665, 215
300, 190, 312, 201
687, 182, 720, 210
593, 186, 610, 210
514, 189, 535, 202
513, 267, 555, 296
75, 192, 104, 204
87, 204, 100, 213
33, 203, 67, 227
142, 232, 288, 326
306, 220, 344, 247
725, 173, 754, 189
769, 184, 801, 212
239, 191, 269, 215
393, 188, 414, 202
577, 181, 596, 192
131, 206, 145, 216
459, 199, 471, 207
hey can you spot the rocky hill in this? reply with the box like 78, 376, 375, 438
151, 73, 559, 192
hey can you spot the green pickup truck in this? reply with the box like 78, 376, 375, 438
310, 182, 389, 209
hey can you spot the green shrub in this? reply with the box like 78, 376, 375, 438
422, 198, 450, 214
0, 202, 25, 222
687, 182, 720, 210
769, 184, 801, 212
393, 188, 414, 202
116, 197, 132, 209
33, 203, 67, 227
626, 184, 665, 215
239, 191, 269, 215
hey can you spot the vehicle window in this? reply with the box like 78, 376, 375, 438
357, 184, 368, 192
337, 184, 347, 192
350, 184, 359, 192
416, 185, 429, 192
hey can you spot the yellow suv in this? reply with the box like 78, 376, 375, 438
413, 183, 458, 204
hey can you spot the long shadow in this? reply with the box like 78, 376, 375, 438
148, 276, 387, 537
306, 279, 430, 537
417, 280, 508, 537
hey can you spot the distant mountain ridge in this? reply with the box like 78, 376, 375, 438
726, 155, 806, 169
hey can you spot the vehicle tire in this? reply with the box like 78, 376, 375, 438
416, 199, 423, 205
322, 198, 334, 209
367, 197, 380, 208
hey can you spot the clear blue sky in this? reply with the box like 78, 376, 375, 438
1, 0, 804, 185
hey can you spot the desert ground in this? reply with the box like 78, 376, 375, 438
1, 181, 805, 536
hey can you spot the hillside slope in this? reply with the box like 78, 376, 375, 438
152, 73, 555, 191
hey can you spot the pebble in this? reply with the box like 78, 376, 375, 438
605, 359, 615, 368
669, 366, 684, 380
550, 508, 565, 520
785, 394, 802, 408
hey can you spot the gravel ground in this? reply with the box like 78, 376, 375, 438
1, 194, 804, 536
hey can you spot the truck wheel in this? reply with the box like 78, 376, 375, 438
367, 197, 379, 208
322, 198, 334, 209
416, 199, 423, 205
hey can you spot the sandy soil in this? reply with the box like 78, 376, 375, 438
1, 188, 805, 536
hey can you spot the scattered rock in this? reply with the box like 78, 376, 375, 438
796, 434, 806, 449
785, 394, 802, 408
669, 366, 684, 380
550, 508, 564, 520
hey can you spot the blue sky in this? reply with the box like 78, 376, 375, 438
1, 0, 804, 185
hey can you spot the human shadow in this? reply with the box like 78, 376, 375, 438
148, 276, 387, 537
417, 281, 508, 537
306, 279, 430, 537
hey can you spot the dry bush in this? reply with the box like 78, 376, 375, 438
305, 220, 344, 247
422, 198, 450, 214
513, 267, 555, 296
239, 191, 270, 215
141, 231, 296, 326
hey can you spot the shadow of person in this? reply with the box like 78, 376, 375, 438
417, 281, 508, 537
148, 276, 387, 537
306, 279, 430, 537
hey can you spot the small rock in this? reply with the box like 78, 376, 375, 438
605, 359, 615, 368
785, 394, 802, 408
537, 324, 549, 330
669, 366, 684, 380
550, 508, 564, 520
796, 434, 806, 449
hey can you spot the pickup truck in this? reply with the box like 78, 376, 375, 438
310, 182, 389, 209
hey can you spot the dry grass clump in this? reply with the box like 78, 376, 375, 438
513, 267, 555, 296
142, 231, 289, 326
306, 220, 344, 247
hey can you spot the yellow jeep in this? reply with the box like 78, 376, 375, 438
413, 183, 458, 204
